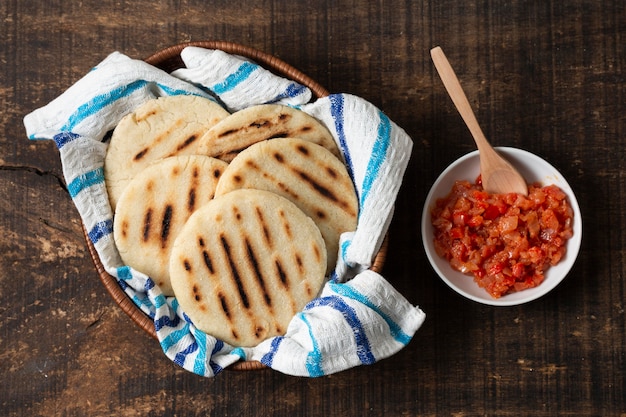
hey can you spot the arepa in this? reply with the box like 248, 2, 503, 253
169, 189, 327, 347
195, 104, 340, 162
104, 95, 229, 209
215, 137, 358, 273
113, 155, 228, 296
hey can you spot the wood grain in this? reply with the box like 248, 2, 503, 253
1, 0, 625, 415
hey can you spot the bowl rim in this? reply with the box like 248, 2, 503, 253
85, 41, 389, 371
421, 147, 583, 306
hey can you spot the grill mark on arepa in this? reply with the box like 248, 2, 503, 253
134, 148, 149, 161
268, 132, 289, 139
250, 118, 271, 129
304, 282, 313, 297
188, 188, 196, 212
294, 253, 304, 273
273, 152, 284, 163
232, 206, 242, 221
312, 242, 323, 264
326, 167, 338, 179
142, 209, 153, 241
218, 292, 231, 319
294, 169, 356, 217
296, 170, 337, 202
135, 109, 157, 122
220, 234, 250, 309
134, 118, 190, 160
197, 237, 215, 274
254, 326, 265, 339
120, 220, 129, 238
160, 205, 173, 248
192, 284, 202, 302
296, 144, 310, 155
217, 128, 238, 138
255, 207, 272, 247
278, 210, 292, 239
273, 143, 355, 217
245, 239, 272, 308
202, 251, 214, 274
275, 259, 288, 288
187, 166, 199, 212
175, 134, 199, 152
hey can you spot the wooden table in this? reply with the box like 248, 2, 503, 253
1, 1, 623, 415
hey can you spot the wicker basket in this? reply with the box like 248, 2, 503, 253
85, 41, 388, 372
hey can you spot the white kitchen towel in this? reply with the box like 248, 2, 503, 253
24, 47, 425, 377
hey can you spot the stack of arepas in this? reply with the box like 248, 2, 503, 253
105, 95, 358, 347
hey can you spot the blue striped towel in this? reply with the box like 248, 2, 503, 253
24, 47, 425, 377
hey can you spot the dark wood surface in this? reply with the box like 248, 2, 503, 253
1, 1, 624, 415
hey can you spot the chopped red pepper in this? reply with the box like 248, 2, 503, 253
431, 180, 574, 298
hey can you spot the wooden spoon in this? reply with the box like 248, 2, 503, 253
430, 46, 528, 196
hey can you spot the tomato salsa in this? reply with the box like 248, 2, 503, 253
430, 177, 574, 298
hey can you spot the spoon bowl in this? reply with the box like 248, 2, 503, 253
430, 46, 528, 196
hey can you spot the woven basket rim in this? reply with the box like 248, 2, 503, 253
86, 41, 388, 372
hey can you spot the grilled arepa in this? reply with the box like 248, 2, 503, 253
196, 104, 340, 162
169, 189, 327, 347
113, 155, 228, 296
104, 95, 229, 209
215, 138, 358, 273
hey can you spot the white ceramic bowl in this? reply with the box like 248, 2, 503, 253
421, 147, 583, 306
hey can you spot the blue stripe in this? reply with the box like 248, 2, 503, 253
193, 330, 207, 375
329, 282, 411, 345
144, 278, 155, 292
329, 95, 355, 182
307, 295, 376, 366
160, 323, 190, 352
132, 294, 154, 316
117, 265, 132, 281
212, 339, 224, 355
340, 239, 354, 268
260, 337, 284, 367
152, 293, 166, 309
230, 347, 246, 361
155, 313, 181, 332
158, 85, 202, 98
360, 111, 391, 207
59, 80, 200, 132
60, 80, 149, 131
67, 167, 104, 198
87, 219, 113, 244
174, 340, 198, 367
300, 313, 324, 377
273, 83, 308, 101
53, 132, 80, 149
212, 62, 258, 95
209, 339, 224, 375
171, 297, 180, 313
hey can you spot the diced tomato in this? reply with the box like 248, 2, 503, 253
483, 205, 500, 220
512, 262, 525, 278
453, 211, 468, 226
431, 179, 574, 298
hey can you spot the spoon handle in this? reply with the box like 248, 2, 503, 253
430, 47, 491, 152
430, 46, 528, 196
